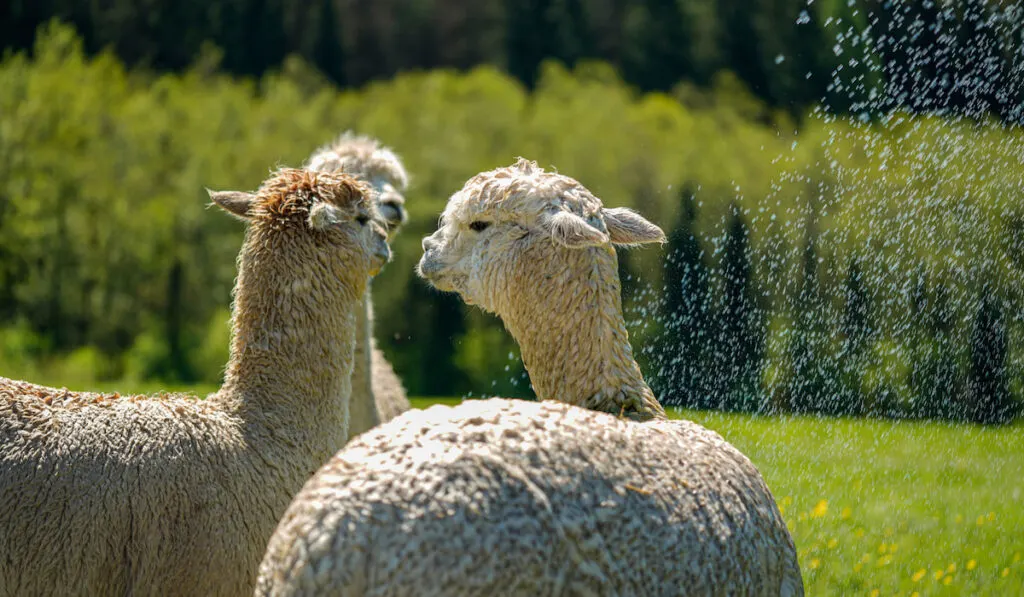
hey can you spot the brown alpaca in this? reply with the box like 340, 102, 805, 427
0, 168, 390, 597
255, 159, 802, 596
307, 132, 411, 438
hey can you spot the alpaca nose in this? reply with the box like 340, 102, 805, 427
379, 199, 406, 227
422, 234, 438, 253
377, 187, 406, 229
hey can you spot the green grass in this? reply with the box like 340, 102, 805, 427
411, 397, 1024, 596
13, 384, 1018, 595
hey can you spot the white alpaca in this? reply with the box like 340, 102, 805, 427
256, 159, 803, 596
307, 132, 411, 437
0, 169, 390, 596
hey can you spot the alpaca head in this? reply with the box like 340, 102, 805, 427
307, 132, 409, 238
417, 158, 664, 312
209, 168, 391, 283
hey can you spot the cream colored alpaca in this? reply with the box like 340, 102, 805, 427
307, 132, 410, 438
0, 169, 390, 597
256, 159, 803, 596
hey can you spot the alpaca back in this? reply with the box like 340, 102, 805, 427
0, 380, 321, 597
257, 399, 801, 597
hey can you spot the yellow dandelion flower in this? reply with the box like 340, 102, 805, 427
955, 514, 964, 524
987, 512, 995, 521
840, 507, 852, 520
889, 543, 898, 553
854, 563, 863, 573
943, 576, 953, 585
869, 590, 879, 597
827, 538, 838, 549
1014, 553, 1021, 563
912, 568, 927, 582
947, 563, 956, 573
967, 559, 977, 571
1002, 568, 1010, 578
811, 500, 828, 518
934, 569, 944, 580
976, 515, 985, 526
876, 555, 892, 567
861, 554, 872, 564
855, 528, 865, 538
877, 543, 888, 555
911, 592, 920, 597
809, 558, 820, 570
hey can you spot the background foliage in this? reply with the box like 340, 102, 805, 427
4, 0, 1023, 122
1, 13, 1021, 422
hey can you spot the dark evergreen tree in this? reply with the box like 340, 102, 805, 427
838, 253, 871, 414
711, 203, 764, 411
621, 0, 692, 91
310, 0, 347, 86
966, 292, 1015, 424
951, 0, 1007, 119
820, 0, 883, 115
787, 195, 838, 414
653, 187, 710, 408
505, 0, 557, 87
913, 280, 963, 420
840, 254, 871, 353
716, 0, 769, 100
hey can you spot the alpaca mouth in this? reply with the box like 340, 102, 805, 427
416, 255, 463, 293
416, 254, 444, 280
369, 245, 391, 277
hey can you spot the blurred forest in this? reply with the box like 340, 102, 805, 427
1, 0, 1022, 423
3, 0, 1023, 121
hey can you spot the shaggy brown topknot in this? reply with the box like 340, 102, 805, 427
250, 168, 372, 224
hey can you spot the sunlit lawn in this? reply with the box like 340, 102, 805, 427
19, 381, 1020, 596
413, 397, 1023, 596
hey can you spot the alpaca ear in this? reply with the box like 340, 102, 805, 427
208, 190, 256, 220
548, 210, 609, 248
308, 202, 343, 230
603, 207, 666, 246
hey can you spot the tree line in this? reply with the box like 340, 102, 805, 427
2, 0, 1022, 122
0, 24, 1020, 423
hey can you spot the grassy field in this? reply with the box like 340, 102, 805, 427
412, 398, 1023, 596
12, 377, 1020, 595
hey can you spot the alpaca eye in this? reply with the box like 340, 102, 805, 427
469, 221, 491, 232
355, 215, 370, 226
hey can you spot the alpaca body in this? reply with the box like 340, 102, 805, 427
371, 343, 410, 422
307, 133, 411, 438
0, 169, 389, 596
0, 381, 342, 597
257, 399, 801, 597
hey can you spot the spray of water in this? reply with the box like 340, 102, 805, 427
630, 0, 1024, 424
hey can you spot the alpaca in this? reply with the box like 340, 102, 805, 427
0, 168, 390, 597
255, 159, 803, 596
307, 132, 411, 438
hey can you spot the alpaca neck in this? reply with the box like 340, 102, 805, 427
500, 245, 666, 421
213, 237, 365, 453
348, 285, 380, 438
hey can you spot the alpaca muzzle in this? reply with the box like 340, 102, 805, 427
370, 243, 391, 277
